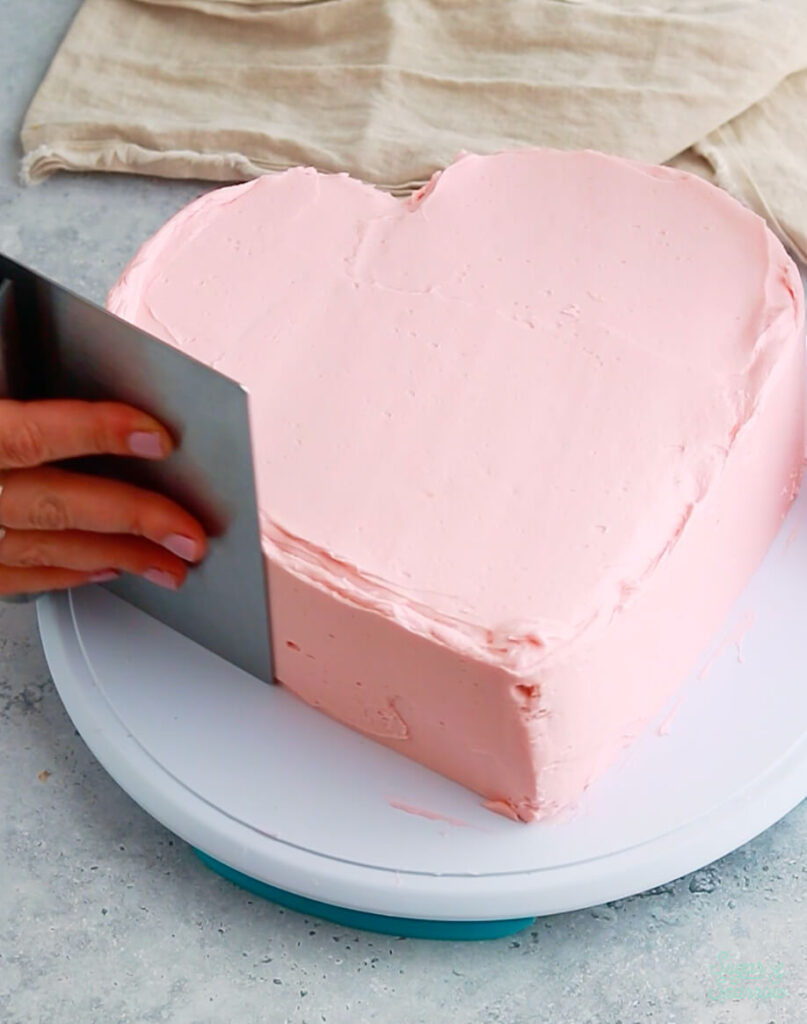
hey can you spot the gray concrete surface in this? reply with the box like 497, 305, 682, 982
0, 4, 805, 1022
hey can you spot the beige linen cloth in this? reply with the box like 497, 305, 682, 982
20, 0, 807, 259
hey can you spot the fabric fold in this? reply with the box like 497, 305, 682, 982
20, 0, 807, 256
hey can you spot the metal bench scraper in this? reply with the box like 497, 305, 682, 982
0, 252, 273, 684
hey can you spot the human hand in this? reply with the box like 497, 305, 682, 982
0, 399, 207, 596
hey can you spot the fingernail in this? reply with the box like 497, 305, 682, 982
89, 570, 120, 584
143, 568, 180, 590
162, 533, 200, 562
128, 431, 165, 459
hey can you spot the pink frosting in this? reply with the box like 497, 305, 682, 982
109, 150, 805, 820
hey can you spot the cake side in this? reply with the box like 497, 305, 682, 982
268, 560, 540, 807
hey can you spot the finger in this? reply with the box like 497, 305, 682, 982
0, 400, 174, 469
0, 467, 207, 562
0, 529, 189, 589
0, 565, 112, 597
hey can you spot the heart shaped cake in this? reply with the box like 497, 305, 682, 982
110, 150, 805, 821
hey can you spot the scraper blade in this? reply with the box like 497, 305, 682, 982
0, 252, 273, 684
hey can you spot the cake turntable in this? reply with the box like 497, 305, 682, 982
36, 481, 807, 939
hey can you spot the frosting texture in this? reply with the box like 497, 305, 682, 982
109, 150, 805, 820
